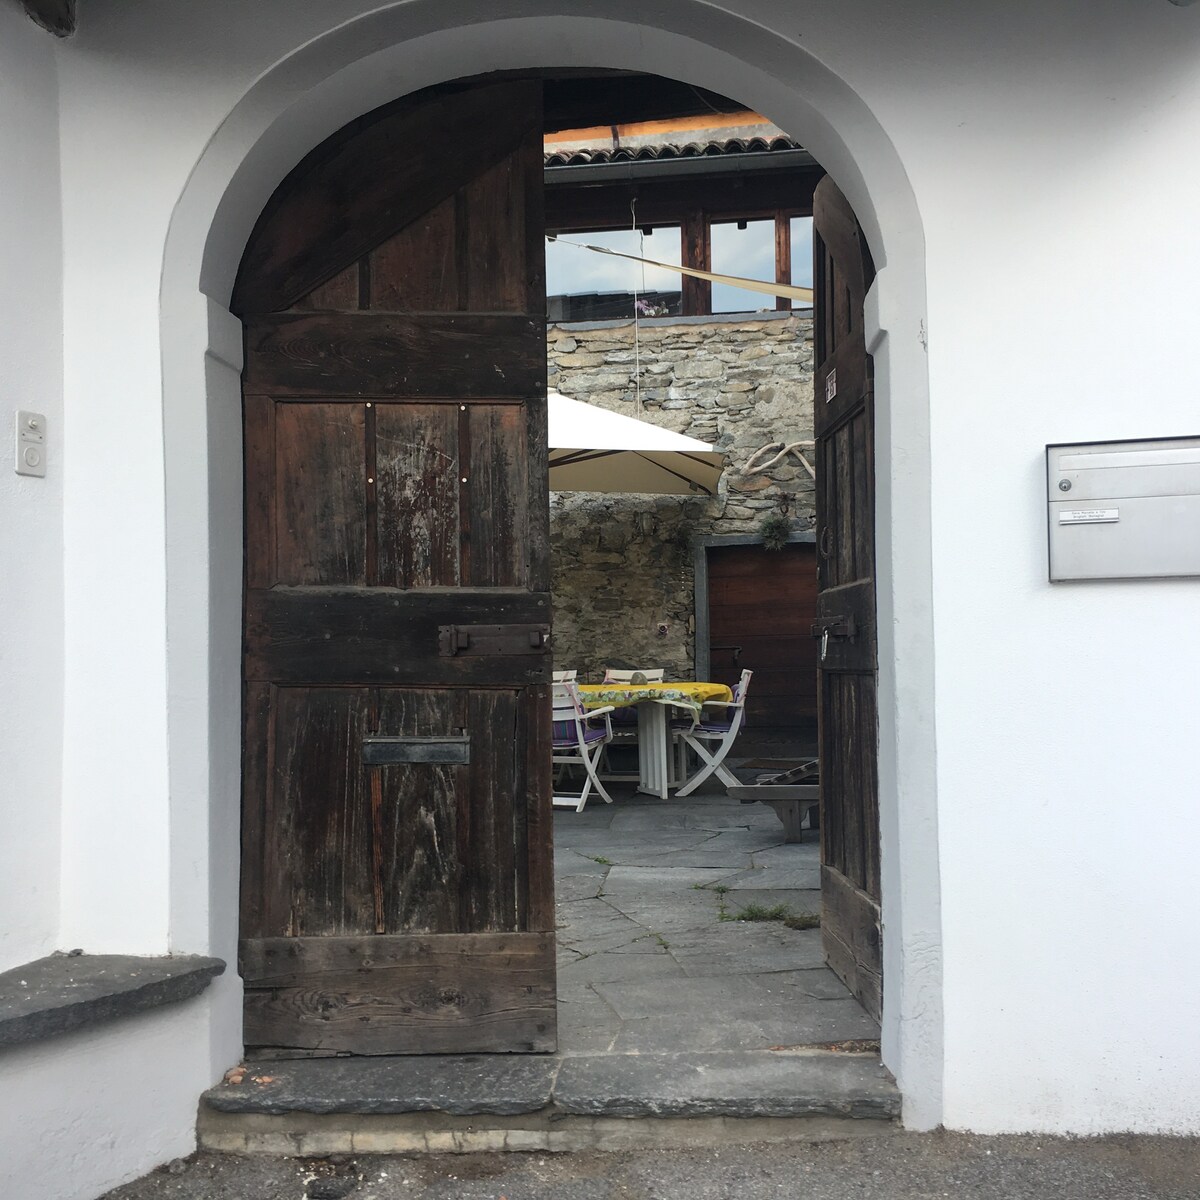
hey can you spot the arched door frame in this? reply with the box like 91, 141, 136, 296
160, 1, 942, 1127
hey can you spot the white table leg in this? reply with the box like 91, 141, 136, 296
636, 702, 670, 798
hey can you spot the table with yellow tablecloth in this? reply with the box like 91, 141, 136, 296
576, 681, 733, 797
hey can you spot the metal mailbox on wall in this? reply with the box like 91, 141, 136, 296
1047, 436, 1200, 581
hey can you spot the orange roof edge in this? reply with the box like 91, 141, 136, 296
545, 110, 769, 145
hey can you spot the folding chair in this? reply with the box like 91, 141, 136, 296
673, 669, 753, 797
551, 682, 617, 813
552, 669, 578, 683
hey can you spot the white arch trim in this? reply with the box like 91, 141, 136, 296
159, 1, 942, 1127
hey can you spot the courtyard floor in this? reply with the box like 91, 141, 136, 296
553, 780, 880, 1056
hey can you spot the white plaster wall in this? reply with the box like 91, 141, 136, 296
30, 0, 1200, 1140
0, 997, 215, 1200
0, 2, 64, 971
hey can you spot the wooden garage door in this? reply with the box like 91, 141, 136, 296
706, 542, 818, 728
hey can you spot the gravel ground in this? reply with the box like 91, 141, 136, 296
102, 1133, 1200, 1200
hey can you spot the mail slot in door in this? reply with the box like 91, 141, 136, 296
1047, 435, 1200, 581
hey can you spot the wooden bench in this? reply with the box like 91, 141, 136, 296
727, 760, 820, 844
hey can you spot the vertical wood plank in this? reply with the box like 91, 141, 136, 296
274, 403, 367, 585
465, 154, 526, 313
462, 690, 520, 933
374, 689, 466, 934
293, 262, 360, 312
375, 404, 461, 588
243, 395, 276, 589
266, 687, 374, 937
835, 421, 854, 587
467, 404, 527, 588
365, 402, 378, 586
369, 196, 460, 312
240, 681, 274, 939
774, 212, 791, 312
519, 116, 547, 317
523, 683, 554, 932
524, 394, 551, 594
681, 213, 711, 316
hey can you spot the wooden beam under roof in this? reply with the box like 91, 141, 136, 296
22, 0, 76, 36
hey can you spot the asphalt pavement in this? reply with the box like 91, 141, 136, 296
103, 1132, 1200, 1200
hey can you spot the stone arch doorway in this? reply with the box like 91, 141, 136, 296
160, 2, 942, 1125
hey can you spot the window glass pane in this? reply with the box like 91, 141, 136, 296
710, 219, 776, 314
546, 228, 682, 322
790, 216, 814, 304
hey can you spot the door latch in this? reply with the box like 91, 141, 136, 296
438, 623, 551, 656
810, 615, 857, 662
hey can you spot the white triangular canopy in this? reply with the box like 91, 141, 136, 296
547, 390, 724, 495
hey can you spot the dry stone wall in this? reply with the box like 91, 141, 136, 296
548, 312, 815, 680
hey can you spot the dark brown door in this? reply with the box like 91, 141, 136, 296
233, 80, 555, 1056
812, 176, 882, 1021
706, 543, 818, 729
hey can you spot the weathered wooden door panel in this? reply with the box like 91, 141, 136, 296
706, 543, 819, 725
235, 80, 553, 1056
241, 933, 556, 1056
813, 175, 882, 1022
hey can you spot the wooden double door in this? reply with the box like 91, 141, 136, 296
232, 77, 884, 1056
233, 80, 556, 1056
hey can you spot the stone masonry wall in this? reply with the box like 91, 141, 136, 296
548, 312, 815, 680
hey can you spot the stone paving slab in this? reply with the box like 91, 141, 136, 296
665, 926, 829, 977
201, 1050, 895, 1123
592, 971, 864, 1024
609, 1002, 881, 1053
605, 847, 757, 869
720, 887, 823, 913
751, 842, 821, 868
0, 953, 225, 1047
558, 949, 684, 988
553, 853, 611, 878
554, 1051, 898, 1118
555, 874, 606, 902
721, 867, 821, 890
205, 1056, 559, 1116
599, 865, 736, 891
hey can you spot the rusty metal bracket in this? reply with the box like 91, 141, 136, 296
438, 623, 551, 657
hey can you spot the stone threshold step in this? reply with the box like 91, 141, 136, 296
202, 1050, 899, 1123
198, 1108, 898, 1156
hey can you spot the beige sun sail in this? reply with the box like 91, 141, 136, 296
547, 235, 815, 305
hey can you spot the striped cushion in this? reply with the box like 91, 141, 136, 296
552, 721, 608, 748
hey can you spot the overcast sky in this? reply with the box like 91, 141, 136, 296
546, 217, 814, 313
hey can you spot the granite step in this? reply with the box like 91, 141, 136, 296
199, 1050, 899, 1154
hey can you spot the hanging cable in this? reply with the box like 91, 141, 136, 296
631, 197, 643, 416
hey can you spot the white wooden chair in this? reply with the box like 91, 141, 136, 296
551, 682, 616, 813
673, 669, 753, 797
602, 667, 665, 684
552, 669, 578, 683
